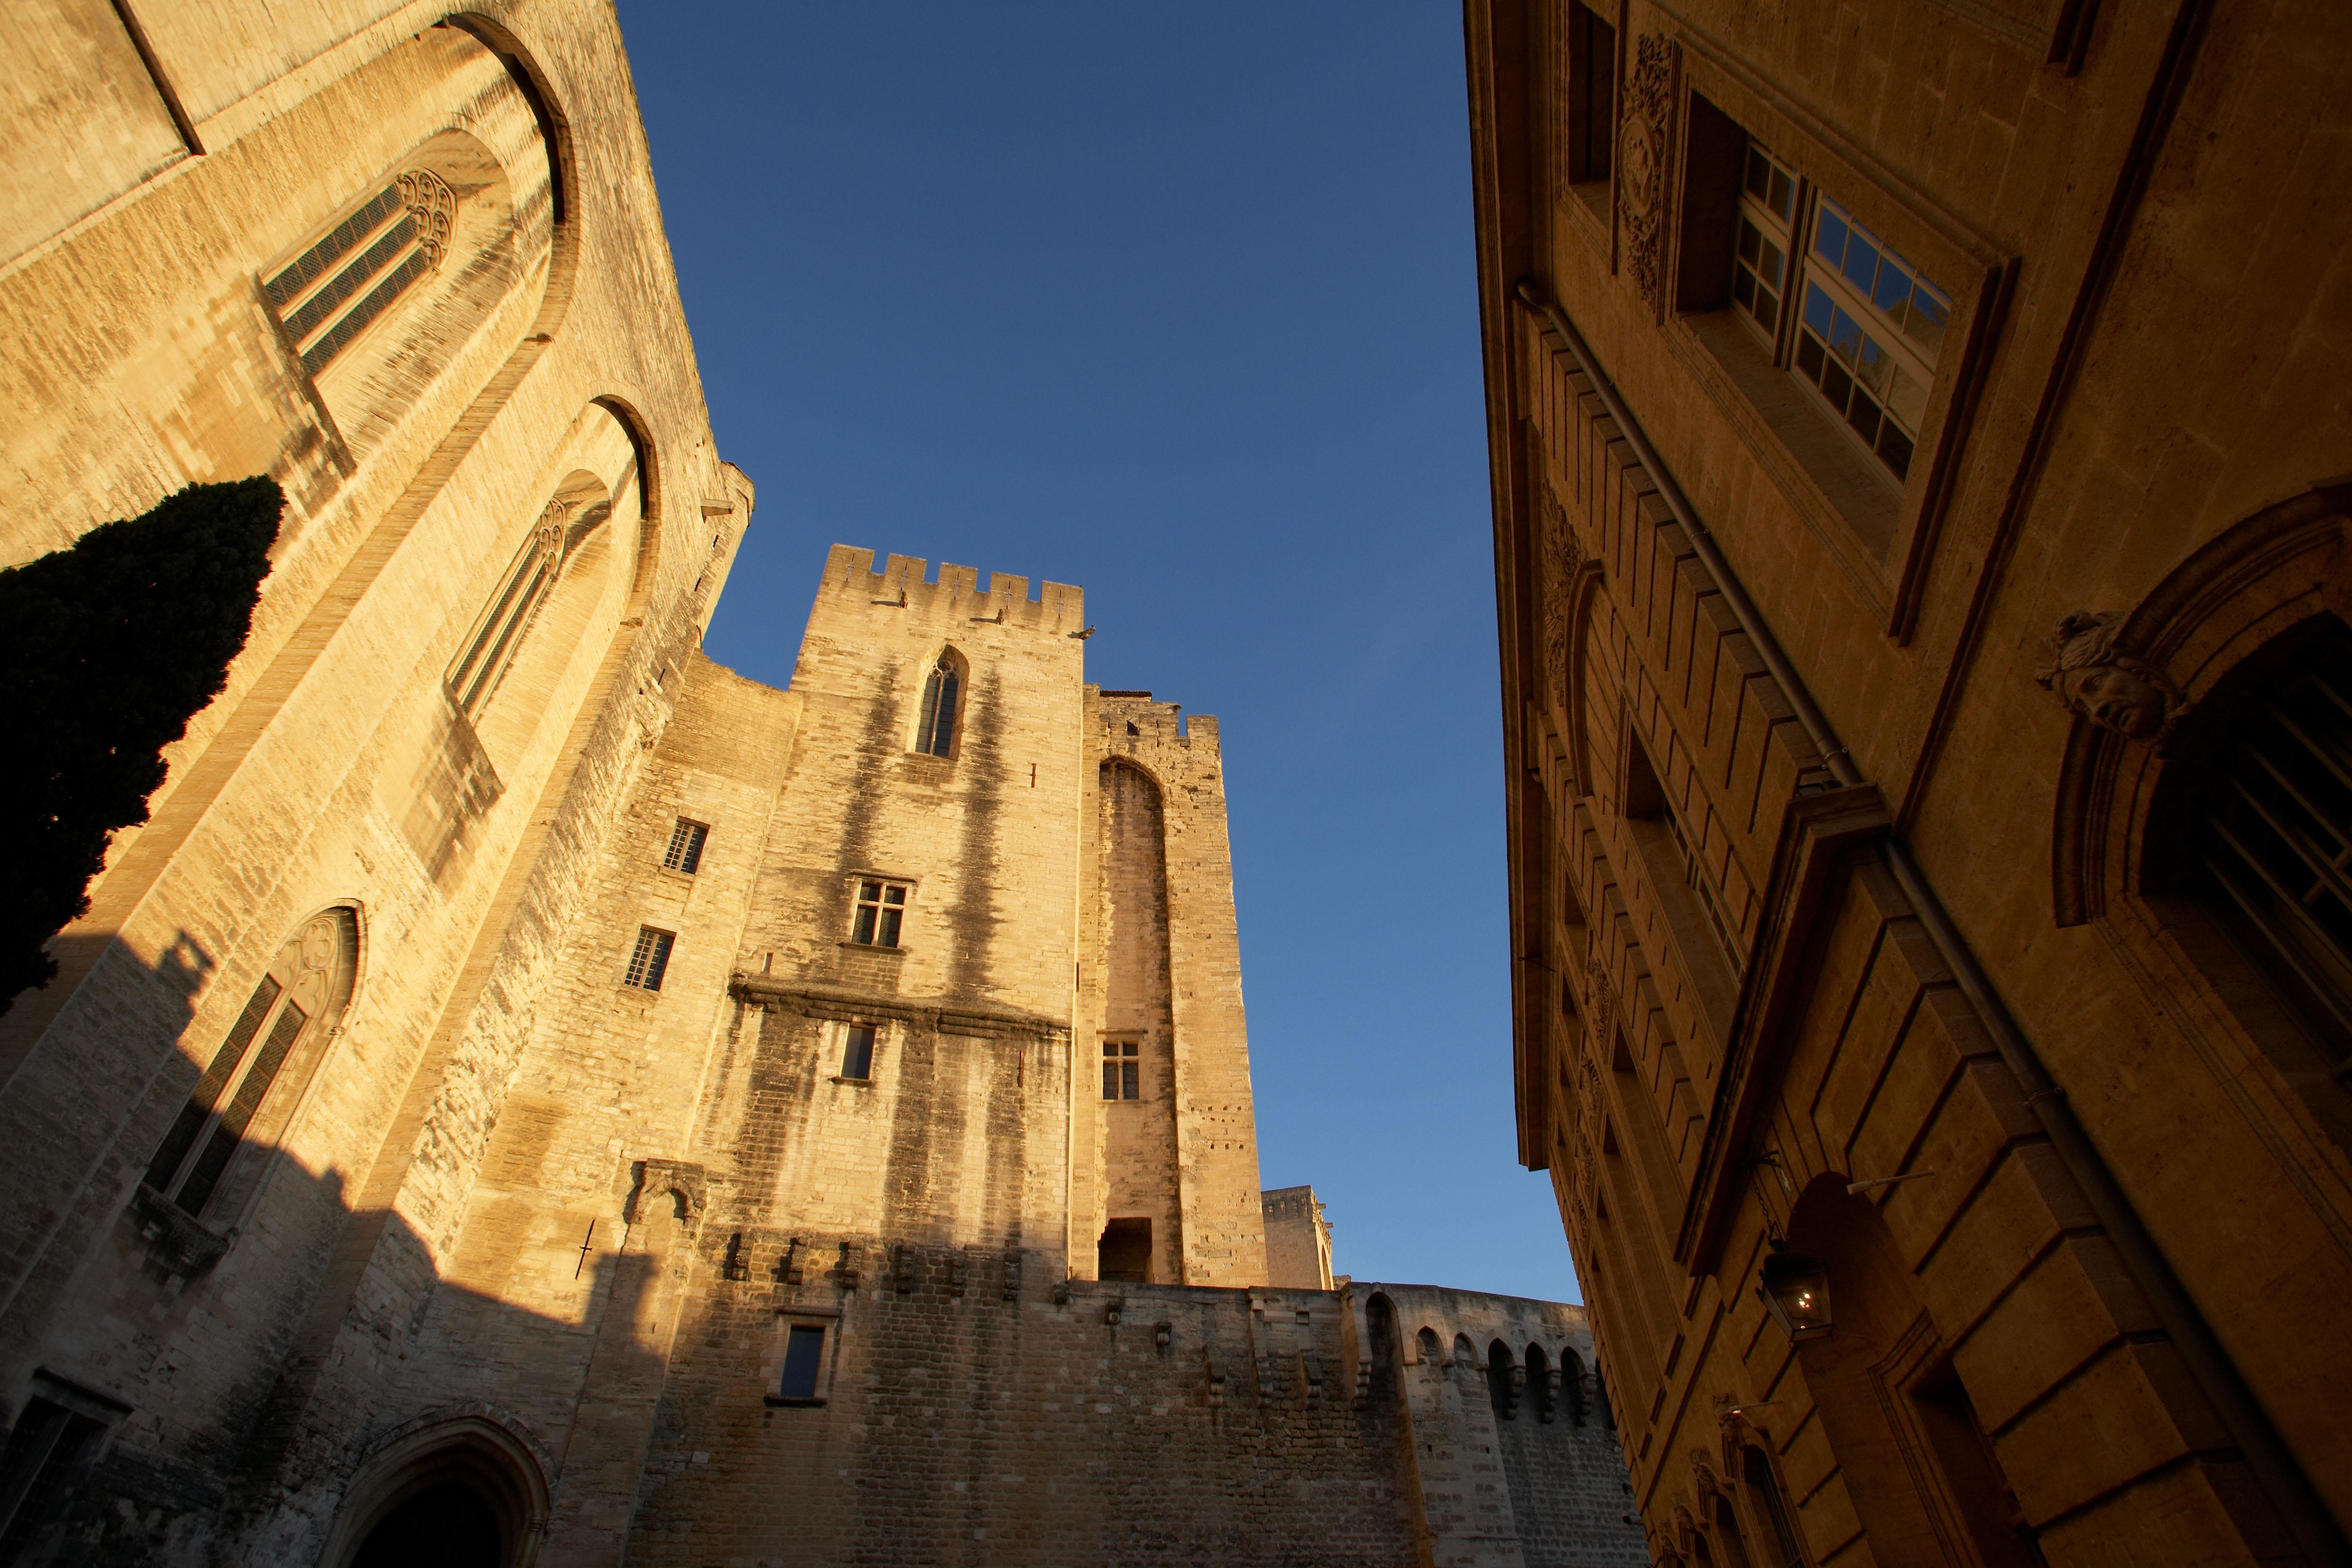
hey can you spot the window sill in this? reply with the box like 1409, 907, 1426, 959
832, 1075, 873, 1086
1563, 180, 1612, 248
764, 1395, 827, 1408
837, 941, 908, 957
1670, 309, 1903, 610
654, 866, 698, 886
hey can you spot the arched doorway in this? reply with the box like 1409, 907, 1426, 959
324, 1415, 547, 1568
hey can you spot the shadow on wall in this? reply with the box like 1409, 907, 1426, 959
0, 973, 677, 1568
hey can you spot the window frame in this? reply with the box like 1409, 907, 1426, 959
663, 817, 710, 875
262, 168, 456, 379
1102, 1037, 1141, 1101
849, 879, 910, 949
1667, 60, 2008, 636
915, 650, 964, 759
141, 910, 356, 1223
840, 1022, 878, 1083
624, 926, 676, 992
766, 1306, 843, 1408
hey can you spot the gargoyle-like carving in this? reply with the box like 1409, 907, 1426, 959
1617, 35, 1682, 312
2034, 611, 2189, 742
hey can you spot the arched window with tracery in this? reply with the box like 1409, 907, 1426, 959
2150, 615, 2352, 1116
916, 650, 964, 758
142, 908, 358, 1220
265, 169, 458, 378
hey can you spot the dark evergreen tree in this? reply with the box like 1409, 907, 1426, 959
0, 478, 283, 1010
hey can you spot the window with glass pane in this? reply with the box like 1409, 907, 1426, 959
1102, 1039, 1140, 1100
1732, 141, 1797, 345
1791, 196, 1948, 482
841, 1024, 876, 1081
663, 818, 709, 874
625, 927, 675, 991
851, 881, 907, 947
778, 1324, 826, 1401
142, 912, 350, 1219
916, 656, 960, 757
265, 170, 456, 377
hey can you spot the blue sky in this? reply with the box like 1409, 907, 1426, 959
613, 2, 1577, 1301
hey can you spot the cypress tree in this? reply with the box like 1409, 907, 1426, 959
0, 478, 283, 1010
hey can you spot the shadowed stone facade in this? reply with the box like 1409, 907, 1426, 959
0, 2, 1648, 1563
1467, 3, 2352, 1568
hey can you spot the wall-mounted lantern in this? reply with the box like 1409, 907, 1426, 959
1757, 1241, 1832, 1340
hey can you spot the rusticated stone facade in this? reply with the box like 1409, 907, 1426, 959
1469, 3, 2352, 1568
0, 3, 1649, 1563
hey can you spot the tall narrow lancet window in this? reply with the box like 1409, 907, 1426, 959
448, 501, 575, 720
143, 910, 357, 1219
916, 653, 962, 757
264, 170, 457, 377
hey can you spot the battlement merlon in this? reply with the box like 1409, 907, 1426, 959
1091, 686, 1220, 756
822, 543, 1086, 634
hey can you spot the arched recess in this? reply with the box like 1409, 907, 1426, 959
1525, 1342, 1554, 1421
1783, 1178, 2033, 1568
2053, 483, 2352, 1154
1486, 1339, 1519, 1420
320, 1409, 550, 1568
2055, 482, 2352, 927
443, 13, 582, 339
913, 646, 970, 759
135, 904, 361, 1238
405, 403, 640, 887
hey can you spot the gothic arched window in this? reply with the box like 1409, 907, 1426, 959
264, 170, 457, 377
143, 909, 358, 1220
2154, 615, 2352, 1106
915, 651, 964, 758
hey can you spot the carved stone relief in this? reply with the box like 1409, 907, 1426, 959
1617, 35, 1682, 314
1540, 483, 1581, 710
2034, 611, 2189, 742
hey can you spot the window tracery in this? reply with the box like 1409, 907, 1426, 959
265, 170, 457, 377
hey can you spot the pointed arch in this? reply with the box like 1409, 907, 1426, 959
915, 645, 968, 759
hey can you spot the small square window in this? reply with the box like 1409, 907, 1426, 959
1102, 1039, 1140, 1101
841, 1024, 875, 1081
779, 1323, 826, 1401
850, 880, 908, 947
624, 927, 676, 991
663, 818, 709, 874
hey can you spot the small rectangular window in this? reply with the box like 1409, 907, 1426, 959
850, 880, 908, 947
663, 818, 710, 874
625, 927, 676, 991
841, 1025, 876, 1081
1102, 1039, 1140, 1101
778, 1324, 826, 1401
1565, 3, 1617, 188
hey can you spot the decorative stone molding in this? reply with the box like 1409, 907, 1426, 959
1617, 35, 1682, 313
130, 1183, 231, 1276
395, 168, 457, 270
625, 1157, 708, 1230
2034, 611, 2189, 742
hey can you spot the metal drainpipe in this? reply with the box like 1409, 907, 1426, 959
1511, 280, 2346, 1565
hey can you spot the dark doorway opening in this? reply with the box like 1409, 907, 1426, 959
1098, 1217, 1152, 1282
351, 1478, 504, 1568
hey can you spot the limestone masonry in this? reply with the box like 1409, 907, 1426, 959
0, 2, 1643, 1563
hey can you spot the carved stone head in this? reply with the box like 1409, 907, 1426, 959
2035, 611, 2188, 742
